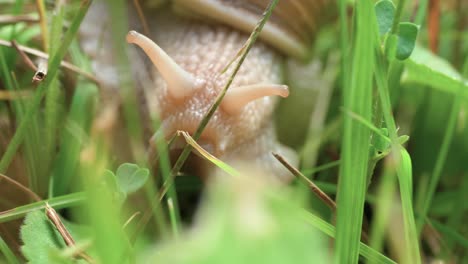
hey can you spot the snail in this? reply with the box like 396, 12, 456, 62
79, 0, 333, 181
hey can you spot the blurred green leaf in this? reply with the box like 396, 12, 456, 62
140, 175, 329, 263
375, 0, 395, 36
115, 163, 149, 195
396, 22, 419, 60
403, 46, 467, 96
103, 169, 126, 204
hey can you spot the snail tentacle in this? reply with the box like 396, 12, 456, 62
126, 30, 205, 100
221, 84, 289, 114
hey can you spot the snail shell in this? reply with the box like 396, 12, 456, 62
80, 0, 333, 181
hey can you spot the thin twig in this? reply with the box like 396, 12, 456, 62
272, 153, 372, 243
35, 0, 49, 52
123, 211, 141, 229
0, 173, 42, 201
11, 40, 38, 71
0, 90, 32, 100
45, 204, 75, 246
0, 14, 39, 24
45, 204, 95, 263
272, 153, 337, 211
0, 39, 100, 84
132, 0, 150, 37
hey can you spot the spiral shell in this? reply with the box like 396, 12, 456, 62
172, 0, 335, 60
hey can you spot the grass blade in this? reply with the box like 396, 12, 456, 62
0, 235, 19, 264
0, 0, 92, 174
301, 211, 396, 264
373, 18, 422, 264
335, 1, 374, 263
0, 192, 85, 223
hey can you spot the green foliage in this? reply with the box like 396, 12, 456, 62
140, 175, 329, 263
0, 235, 19, 264
115, 163, 149, 195
375, 0, 395, 36
102, 163, 150, 204
335, 1, 374, 263
375, 0, 419, 61
404, 46, 468, 94
396, 22, 419, 60
0, 0, 466, 263
20, 211, 89, 264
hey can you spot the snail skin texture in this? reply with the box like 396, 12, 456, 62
80, 1, 303, 181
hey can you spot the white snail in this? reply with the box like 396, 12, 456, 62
80, 0, 333, 181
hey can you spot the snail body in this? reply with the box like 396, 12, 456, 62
80, 1, 332, 181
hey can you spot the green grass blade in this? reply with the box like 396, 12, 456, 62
0, 235, 19, 264
0, 0, 92, 174
335, 1, 374, 263
429, 219, 468, 249
43, 3, 65, 173
416, 59, 467, 235
373, 23, 422, 264
301, 211, 396, 264
0, 236, 19, 264
416, 85, 463, 234
0, 192, 85, 223
50, 41, 98, 197
374, 32, 422, 264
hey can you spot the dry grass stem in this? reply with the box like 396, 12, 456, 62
272, 152, 337, 211
0, 173, 41, 201
45, 203, 95, 263
132, 0, 150, 37
0, 14, 39, 24
11, 40, 38, 71
0, 39, 100, 84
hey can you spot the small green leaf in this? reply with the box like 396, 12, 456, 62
20, 211, 92, 264
21, 211, 65, 263
403, 45, 467, 95
396, 22, 419, 60
375, 0, 396, 36
115, 163, 149, 195
103, 169, 127, 204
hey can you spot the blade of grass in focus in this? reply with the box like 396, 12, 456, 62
301, 211, 396, 264
372, 0, 422, 261
335, 1, 374, 263
0, 192, 85, 223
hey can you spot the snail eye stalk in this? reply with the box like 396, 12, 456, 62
126, 30, 204, 99
221, 84, 289, 114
